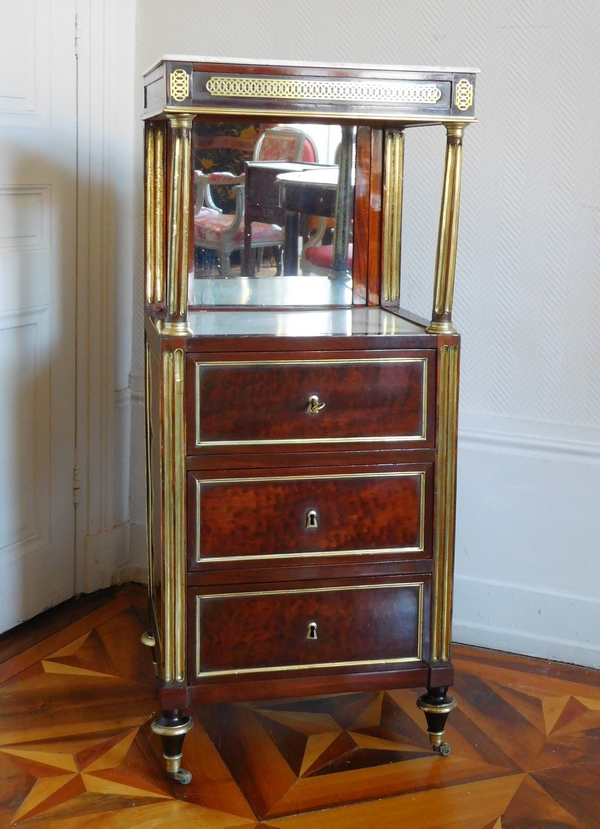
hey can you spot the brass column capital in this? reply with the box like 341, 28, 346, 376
168, 113, 194, 131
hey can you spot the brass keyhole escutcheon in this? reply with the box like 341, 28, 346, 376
306, 509, 318, 529
306, 394, 326, 414
306, 622, 318, 640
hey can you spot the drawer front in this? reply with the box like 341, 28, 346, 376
190, 354, 433, 450
192, 580, 426, 679
189, 467, 431, 566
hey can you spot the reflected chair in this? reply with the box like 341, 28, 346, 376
300, 138, 354, 277
194, 127, 318, 277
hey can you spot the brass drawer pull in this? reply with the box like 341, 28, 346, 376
306, 394, 326, 414
306, 622, 318, 640
305, 509, 319, 529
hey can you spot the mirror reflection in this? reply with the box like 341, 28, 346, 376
192, 120, 355, 307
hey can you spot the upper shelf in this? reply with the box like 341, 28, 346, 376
142, 56, 478, 124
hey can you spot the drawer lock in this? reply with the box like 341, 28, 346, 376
306, 621, 318, 640
306, 394, 326, 414
306, 509, 319, 529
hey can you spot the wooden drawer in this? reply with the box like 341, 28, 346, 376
188, 352, 434, 451
190, 579, 426, 680
188, 465, 432, 568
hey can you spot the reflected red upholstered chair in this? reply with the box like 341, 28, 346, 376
194, 127, 317, 277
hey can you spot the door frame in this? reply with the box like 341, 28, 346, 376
74, 0, 139, 593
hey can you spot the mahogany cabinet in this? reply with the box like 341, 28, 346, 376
141, 56, 477, 784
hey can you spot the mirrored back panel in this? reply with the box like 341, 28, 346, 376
191, 119, 356, 307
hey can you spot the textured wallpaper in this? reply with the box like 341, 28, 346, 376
136, 0, 600, 428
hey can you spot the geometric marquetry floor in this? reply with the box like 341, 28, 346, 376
2, 585, 600, 828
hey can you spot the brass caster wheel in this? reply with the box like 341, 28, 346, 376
170, 768, 192, 785
433, 742, 451, 756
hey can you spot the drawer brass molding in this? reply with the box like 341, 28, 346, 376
194, 581, 424, 678
194, 470, 426, 563
194, 356, 429, 447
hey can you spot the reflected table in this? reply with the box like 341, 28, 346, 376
277, 167, 339, 275
243, 161, 330, 277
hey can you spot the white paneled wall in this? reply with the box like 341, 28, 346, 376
131, 0, 600, 666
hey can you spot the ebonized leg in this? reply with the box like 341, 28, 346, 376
151, 709, 194, 784
417, 686, 457, 755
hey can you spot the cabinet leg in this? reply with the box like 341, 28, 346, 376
151, 709, 194, 784
417, 686, 457, 756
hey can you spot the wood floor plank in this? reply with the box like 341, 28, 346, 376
265, 774, 525, 829
453, 644, 600, 688
0, 595, 133, 684
19, 800, 258, 829
2, 588, 600, 828
501, 775, 586, 828
0, 586, 133, 665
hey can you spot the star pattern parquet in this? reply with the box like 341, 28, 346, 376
1, 585, 600, 827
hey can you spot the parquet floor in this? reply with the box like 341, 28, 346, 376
2, 585, 600, 828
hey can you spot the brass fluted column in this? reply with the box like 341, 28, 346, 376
426, 124, 468, 334
163, 114, 193, 335
145, 123, 166, 306
381, 129, 405, 304
161, 347, 187, 683
430, 342, 460, 662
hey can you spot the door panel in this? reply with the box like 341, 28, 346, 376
0, 0, 77, 630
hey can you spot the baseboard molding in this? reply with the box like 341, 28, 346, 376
454, 575, 600, 669
459, 411, 600, 460
454, 411, 600, 669
117, 562, 147, 585
127, 521, 148, 583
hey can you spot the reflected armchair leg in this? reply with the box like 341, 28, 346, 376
417, 686, 457, 756
151, 709, 194, 784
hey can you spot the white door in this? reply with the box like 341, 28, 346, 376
0, 0, 77, 631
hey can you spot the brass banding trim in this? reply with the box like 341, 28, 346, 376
416, 698, 457, 716
194, 470, 426, 563
151, 717, 193, 738
195, 357, 428, 447
162, 105, 476, 124
195, 582, 424, 678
